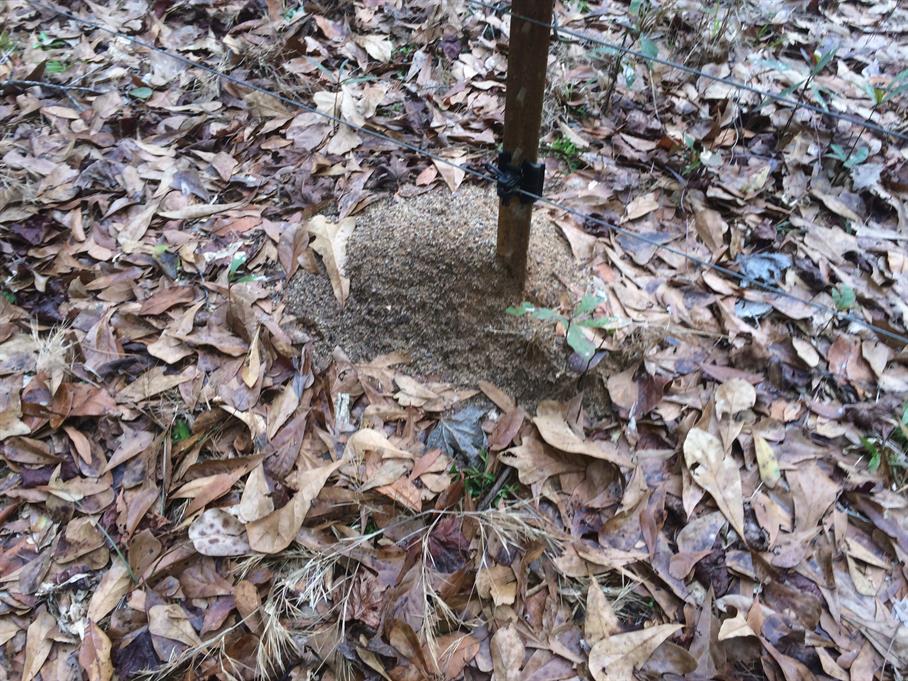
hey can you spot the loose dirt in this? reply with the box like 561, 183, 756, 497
285, 184, 601, 407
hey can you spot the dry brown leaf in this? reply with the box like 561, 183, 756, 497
158, 201, 243, 220
585, 577, 620, 645
22, 606, 55, 681
237, 463, 274, 523
491, 625, 524, 681
476, 564, 517, 606
682, 428, 745, 538
308, 215, 355, 306
622, 192, 660, 221
79, 621, 113, 681
117, 201, 160, 253
717, 612, 756, 640
88, 559, 131, 622
533, 401, 631, 467
433, 156, 467, 192
753, 434, 781, 488
588, 623, 681, 681
715, 378, 756, 419
148, 603, 201, 646
246, 458, 344, 554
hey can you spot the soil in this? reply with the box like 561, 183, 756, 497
285, 184, 605, 408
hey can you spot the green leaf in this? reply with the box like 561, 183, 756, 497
1, 290, 14, 303
843, 146, 869, 168
577, 316, 616, 329
566, 325, 596, 360
861, 436, 881, 471
45, 60, 66, 74
779, 79, 805, 98
629, 0, 643, 15
831, 285, 856, 311
623, 62, 636, 88
639, 36, 659, 62
574, 293, 604, 316
811, 46, 837, 75
531, 307, 566, 323
172, 419, 192, 442
228, 253, 247, 278
129, 86, 153, 100
505, 302, 535, 317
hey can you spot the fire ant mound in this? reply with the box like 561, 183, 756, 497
286, 184, 603, 407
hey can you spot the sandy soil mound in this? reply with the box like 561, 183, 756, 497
285, 184, 602, 406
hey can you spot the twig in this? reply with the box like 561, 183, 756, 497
1, 78, 103, 94
478, 467, 513, 511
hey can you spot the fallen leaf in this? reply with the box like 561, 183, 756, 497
158, 201, 243, 220
22, 607, 55, 681
491, 625, 524, 681
715, 378, 756, 419
148, 603, 201, 646
79, 622, 114, 681
308, 215, 355, 306
589, 623, 682, 681
533, 401, 631, 467
88, 559, 132, 621
246, 458, 345, 554
682, 428, 745, 538
585, 577, 620, 645
753, 434, 781, 488
717, 612, 756, 640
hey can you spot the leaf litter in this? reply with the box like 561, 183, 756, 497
0, 0, 907, 680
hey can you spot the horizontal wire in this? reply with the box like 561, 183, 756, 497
468, 0, 908, 143
29, 1, 908, 346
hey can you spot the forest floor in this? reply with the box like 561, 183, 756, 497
1, 1, 907, 680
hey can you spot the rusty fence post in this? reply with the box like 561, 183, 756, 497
496, 0, 554, 285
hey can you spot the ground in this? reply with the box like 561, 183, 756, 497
0, 1, 907, 680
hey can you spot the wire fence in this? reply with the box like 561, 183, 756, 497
24, 1, 908, 346
469, 0, 908, 143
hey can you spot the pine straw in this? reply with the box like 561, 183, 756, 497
136, 499, 644, 680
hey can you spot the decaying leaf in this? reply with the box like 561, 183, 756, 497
682, 428, 745, 538
588, 623, 682, 681
79, 622, 114, 681
246, 458, 345, 553
753, 434, 781, 488
533, 401, 631, 467
308, 215, 355, 306
189, 509, 252, 557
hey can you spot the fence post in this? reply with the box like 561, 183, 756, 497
496, 0, 554, 285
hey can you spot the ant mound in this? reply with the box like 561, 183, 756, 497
286, 184, 601, 407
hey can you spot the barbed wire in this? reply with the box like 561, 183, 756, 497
468, 0, 908, 144
26, 1, 908, 346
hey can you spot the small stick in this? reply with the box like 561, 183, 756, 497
478, 467, 513, 511
1, 78, 103, 94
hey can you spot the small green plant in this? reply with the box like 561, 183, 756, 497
34, 31, 67, 50
827, 143, 868, 169
774, 44, 838, 144
545, 136, 583, 171
452, 450, 517, 503
1, 290, 15, 304
507, 293, 613, 362
227, 252, 256, 283
681, 134, 702, 176
0, 32, 15, 52
859, 403, 908, 488
831, 285, 855, 311
171, 418, 192, 442
129, 86, 153, 100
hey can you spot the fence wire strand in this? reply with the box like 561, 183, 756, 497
468, 0, 908, 143
26, 1, 908, 346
